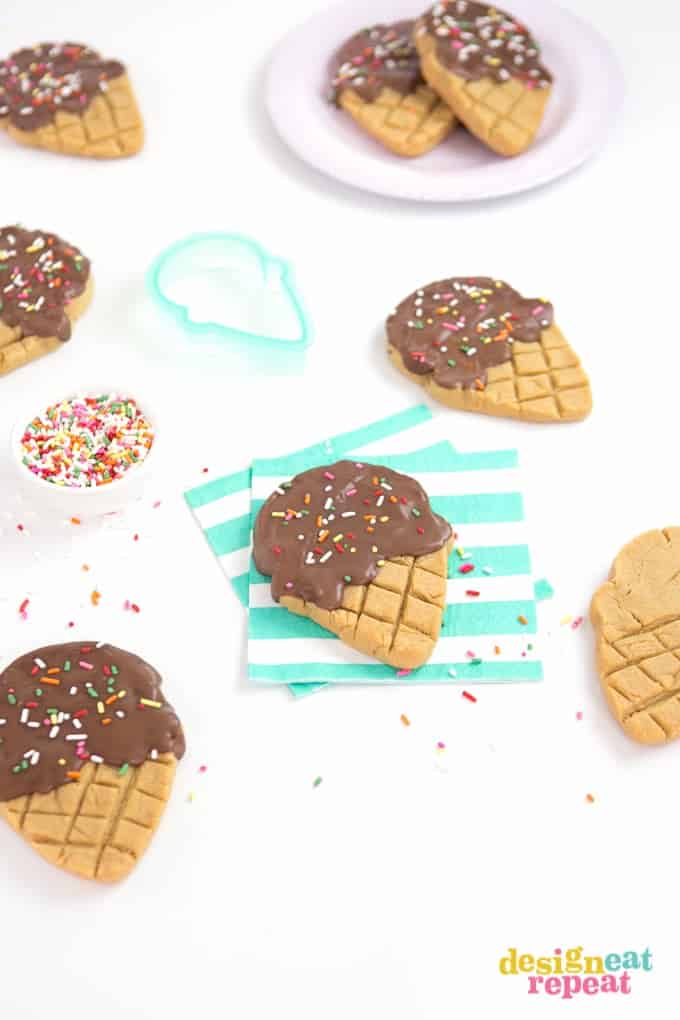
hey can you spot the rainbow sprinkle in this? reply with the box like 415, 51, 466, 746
20, 394, 154, 488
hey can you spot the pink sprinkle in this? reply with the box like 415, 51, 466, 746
452, 40, 463, 48
346, 488, 357, 497
459, 563, 474, 574
285, 581, 294, 590
396, 669, 412, 678
436, 741, 446, 749
323, 471, 335, 480
571, 616, 584, 630
576, 711, 583, 721
79, 661, 94, 670
199, 765, 207, 774
466, 651, 476, 659
532, 305, 544, 316
441, 322, 459, 331
123, 599, 131, 611
67, 621, 75, 628
152, 501, 161, 509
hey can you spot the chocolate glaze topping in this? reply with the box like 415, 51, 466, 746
0, 225, 90, 341
387, 277, 553, 390
0, 43, 124, 131
329, 21, 422, 104
418, 1, 552, 87
0, 643, 185, 802
254, 460, 452, 610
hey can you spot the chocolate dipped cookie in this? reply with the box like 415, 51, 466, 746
387, 277, 591, 423
0, 643, 185, 881
415, 2, 552, 156
329, 22, 457, 157
592, 530, 680, 745
254, 461, 453, 670
0, 43, 143, 158
0, 225, 93, 376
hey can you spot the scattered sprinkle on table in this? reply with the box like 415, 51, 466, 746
18, 598, 29, 618
462, 690, 477, 703
313, 776, 323, 788
20, 394, 154, 488
571, 616, 584, 630
560, 614, 573, 626
90, 590, 101, 606
517, 614, 528, 625
436, 741, 446, 750
396, 668, 412, 678
576, 711, 583, 721
585, 793, 595, 803
400, 713, 411, 727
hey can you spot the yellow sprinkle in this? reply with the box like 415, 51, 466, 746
140, 698, 162, 709
97, 701, 105, 714
560, 614, 573, 626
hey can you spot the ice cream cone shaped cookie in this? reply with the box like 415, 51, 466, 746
0, 643, 185, 881
254, 461, 453, 670
415, 2, 552, 156
592, 530, 680, 745
0, 225, 93, 376
0, 43, 143, 158
387, 277, 591, 423
329, 22, 457, 157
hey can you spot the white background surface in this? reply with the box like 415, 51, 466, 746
0, 1, 675, 1017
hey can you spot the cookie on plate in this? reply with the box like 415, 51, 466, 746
0, 642, 185, 881
387, 276, 591, 423
254, 461, 453, 670
591, 529, 680, 745
415, 2, 552, 156
0, 225, 93, 376
329, 22, 457, 157
0, 43, 143, 158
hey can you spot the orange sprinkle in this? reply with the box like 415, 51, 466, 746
41, 677, 60, 686
47, 667, 60, 675
105, 694, 118, 705
82, 564, 90, 572
475, 378, 485, 391
586, 793, 595, 803
66, 771, 81, 781
304, 493, 311, 505
70, 517, 81, 525
90, 590, 101, 606
400, 713, 411, 727
494, 645, 501, 655
101, 717, 112, 726
518, 615, 528, 625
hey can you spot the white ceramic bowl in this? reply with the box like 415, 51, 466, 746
9, 384, 161, 518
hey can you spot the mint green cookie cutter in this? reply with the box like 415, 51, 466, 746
147, 232, 311, 365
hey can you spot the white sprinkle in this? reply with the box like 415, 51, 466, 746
150, 749, 158, 760
90, 755, 104, 765
340, 511, 356, 518
320, 550, 333, 563
70, 686, 78, 695
73, 718, 82, 729
115, 710, 125, 719
324, 498, 333, 510
20, 708, 29, 724
449, 668, 458, 678
376, 495, 384, 507
66, 733, 88, 741
49, 726, 60, 739
27, 722, 40, 728
34, 658, 46, 669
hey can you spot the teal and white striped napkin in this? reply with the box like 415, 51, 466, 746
184, 404, 543, 694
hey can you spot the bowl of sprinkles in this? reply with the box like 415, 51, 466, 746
12, 391, 157, 514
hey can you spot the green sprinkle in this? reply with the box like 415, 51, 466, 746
447, 359, 457, 367
118, 763, 129, 777
86, 688, 99, 699
110, 665, 119, 676
7, 694, 16, 706
63, 660, 71, 672
343, 575, 352, 583
412, 508, 421, 517
470, 658, 482, 666
313, 776, 323, 788
35, 688, 43, 697
12, 765, 22, 774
